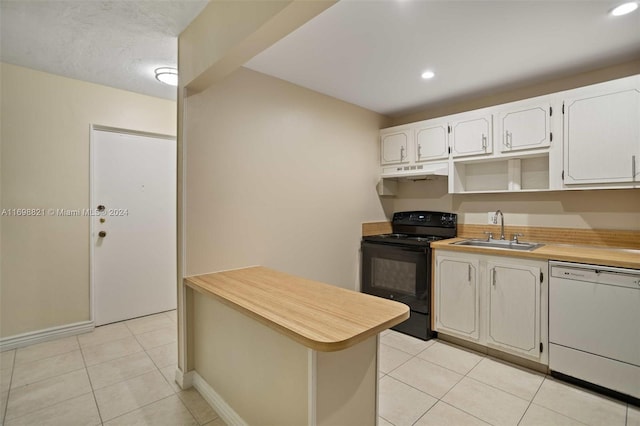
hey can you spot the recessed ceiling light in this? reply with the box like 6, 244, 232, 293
610, 1, 638, 16
421, 70, 435, 79
155, 67, 178, 86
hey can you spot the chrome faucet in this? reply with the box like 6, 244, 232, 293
495, 210, 505, 240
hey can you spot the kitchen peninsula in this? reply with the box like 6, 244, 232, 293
184, 266, 409, 426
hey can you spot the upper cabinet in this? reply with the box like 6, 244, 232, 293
380, 128, 411, 165
415, 121, 449, 162
499, 104, 551, 152
378, 73, 640, 193
563, 84, 640, 187
450, 114, 492, 157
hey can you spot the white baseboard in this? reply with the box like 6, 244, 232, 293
192, 372, 248, 426
0, 320, 94, 351
174, 367, 194, 389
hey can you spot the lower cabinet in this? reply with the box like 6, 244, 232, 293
435, 250, 548, 364
435, 256, 480, 341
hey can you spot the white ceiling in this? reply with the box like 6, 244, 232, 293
246, 0, 640, 117
0, 0, 208, 100
1, 1, 638, 111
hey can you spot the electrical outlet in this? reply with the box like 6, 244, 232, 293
488, 212, 498, 224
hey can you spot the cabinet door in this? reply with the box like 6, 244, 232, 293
436, 256, 480, 341
380, 129, 410, 165
487, 262, 540, 359
451, 115, 492, 157
500, 105, 550, 152
415, 123, 448, 162
564, 89, 640, 185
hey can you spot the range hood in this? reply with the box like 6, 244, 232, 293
380, 161, 449, 180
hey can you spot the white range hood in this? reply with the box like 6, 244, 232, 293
380, 161, 449, 180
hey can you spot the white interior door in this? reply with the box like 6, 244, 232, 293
92, 128, 177, 326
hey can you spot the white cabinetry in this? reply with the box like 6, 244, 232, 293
415, 121, 449, 162
435, 256, 480, 341
450, 114, 492, 157
487, 261, 542, 359
380, 128, 411, 165
379, 120, 449, 179
563, 81, 640, 187
378, 74, 639, 193
499, 104, 551, 152
434, 250, 548, 364
450, 100, 555, 194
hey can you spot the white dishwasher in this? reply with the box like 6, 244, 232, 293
549, 261, 640, 401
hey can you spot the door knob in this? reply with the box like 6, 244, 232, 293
98, 231, 107, 238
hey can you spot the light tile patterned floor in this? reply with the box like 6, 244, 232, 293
378, 329, 639, 426
2, 317, 638, 425
0, 310, 225, 426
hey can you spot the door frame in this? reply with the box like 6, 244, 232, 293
89, 124, 176, 324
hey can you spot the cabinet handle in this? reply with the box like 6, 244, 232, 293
482, 134, 487, 150
417, 144, 422, 159
633, 155, 637, 178
400, 146, 405, 161
468, 264, 471, 282
505, 131, 512, 148
492, 268, 496, 287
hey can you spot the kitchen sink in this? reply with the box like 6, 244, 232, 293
452, 239, 544, 251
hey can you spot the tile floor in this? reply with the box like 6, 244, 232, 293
0, 310, 225, 426
378, 329, 640, 426
2, 315, 638, 426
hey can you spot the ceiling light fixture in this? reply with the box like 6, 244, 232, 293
610, 1, 638, 16
154, 67, 178, 86
421, 70, 435, 79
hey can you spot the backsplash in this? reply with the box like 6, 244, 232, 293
362, 222, 640, 249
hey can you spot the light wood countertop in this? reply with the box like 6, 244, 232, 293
432, 238, 640, 269
184, 266, 409, 352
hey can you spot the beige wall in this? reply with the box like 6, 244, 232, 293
0, 63, 176, 338
391, 180, 640, 230
184, 67, 388, 288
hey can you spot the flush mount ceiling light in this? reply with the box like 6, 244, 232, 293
154, 67, 178, 86
421, 70, 435, 79
610, 1, 638, 16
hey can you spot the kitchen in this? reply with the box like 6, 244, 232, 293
179, 1, 639, 424
1, 0, 640, 425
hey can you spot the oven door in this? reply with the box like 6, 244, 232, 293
361, 241, 429, 314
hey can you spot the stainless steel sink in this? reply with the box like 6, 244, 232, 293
452, 239, 544, 251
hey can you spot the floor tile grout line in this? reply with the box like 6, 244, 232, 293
12, 343, 80, 367
1, 349, 17, 426
515, 371, 548, 426
99, 392, 178, 424
176, 389, 219, 426
460, 371, 538, 405
78, 336, 105, 426
385, 337, 540, 426
4, 368, 103, 424
525, 377, 605, 426
9, 364, 88, 392
383, 334, 632, 426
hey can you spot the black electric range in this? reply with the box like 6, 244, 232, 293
361, 211, 457, 340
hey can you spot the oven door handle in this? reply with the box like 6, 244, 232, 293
361, 242, 428, 254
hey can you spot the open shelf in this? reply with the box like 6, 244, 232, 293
450, 153, 550, 194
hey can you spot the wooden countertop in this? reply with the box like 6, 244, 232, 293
184, 266, 409, 352
432, 238, 640, 269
